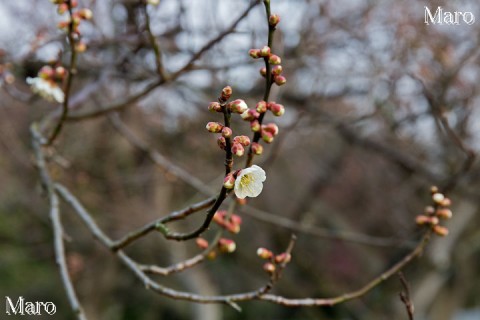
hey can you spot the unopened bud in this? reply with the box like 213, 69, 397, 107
441, 198, 451, 207
221, 86, 232, 101
221, 127, 233, 138
270, 103, 285, 116
433, 225, 449, 237
260, 46, 271, 57
57, 20, 69, 30
260, 67, 267, 77
275, 253, 291, 264
206, 122, 223, 133
430, 186, 439, 194
217, 136, 226, 150
263, 123, 279, 136
424, 206, 435, 215
250, 120, 261, 132
256, 248, 273, 259
75, 41, 87, 52
231, 143, 245, 157
218, 238, 236, 253
268, 54, 281, 65
229, 99, 248, 114
196, 238, 209, 250
230, 214, 242, 226
213, 210, 226, 224
241, 109, 260, 121
208, 101, 222, 112
71, 0, 78, 8
262, 131, 274, 144
233, 135, 250, 147
416, 215, 439, 226
432, 193, 445, 204
274, 75, 287, 86
55, 66, 66, 79
249, 49, 261, 59
436, 208, 452, 219
269, 14, 280, 27
79, 8, 93, 20
57, 3, 68, 14
272, 65, 283, 75
39, 66, 54, 79
223, 173, 235, 189
256, 101, 268, 113
251, 142, 263, 155
263, 262, 276, 274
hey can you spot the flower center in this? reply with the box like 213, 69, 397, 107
240, 174, 254, 188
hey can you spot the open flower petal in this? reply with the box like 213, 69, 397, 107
234, 165, 266, 199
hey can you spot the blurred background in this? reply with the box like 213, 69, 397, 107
1, 0, 480, 319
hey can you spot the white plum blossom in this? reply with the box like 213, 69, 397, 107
26, 77, 64, 103
234, 165, 266, 199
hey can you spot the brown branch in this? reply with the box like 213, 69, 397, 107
47, 0, 78, 145
143, 3, 168, 80
399, 272, 415, 320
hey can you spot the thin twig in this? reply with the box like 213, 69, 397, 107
399, 272, 415, 320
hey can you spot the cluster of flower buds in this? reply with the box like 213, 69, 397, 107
195, 237, 236, 259
213, 210, 242, 234
256, 247, 292, 275
249, 45, 286, 86
52, 0, 92, 52
416, 186, 453, 236
26, 65, 66, 103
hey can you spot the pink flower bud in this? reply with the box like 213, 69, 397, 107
213, 210, 227, 224
226, 222, 240, 234
260, 46, 271, 57
270, 103, 285, 116
251, 142, 263, 155
229, 99, 248, 114
249, 49, 261, 59
416, 215, 439, 225
274, 75, 287, 86
263, 123, 279, 136
39, 66, 54, 79
256, 101, 268, 113
432, 193, 444, 204
272, 65, 283, 75
206, 122, 223, 133
433, 225, 449, 236
223, 173, 235, 189
71, 0, 78, 8
230, 214, 242, 226
275, 253, 291, 264
262, 131, 274, 144
196, 238, 209, 249
440, 198, 451, 207
436, 208, 452, 219
218, 238, 236, 253
268, 54, 281, 65
231, 142, 245, 156
57, 3, 68, 14
208, 101, 222, 112
260, 67, 267, 77
217, 136, 226, 150
250, 120, 261, 132
269, 14, 280, 27
233, 135, 250, 147
221, 86, 232, 101
241, 109, 260, 121
263, 262, 276, 274
55, 66, 66, 79
257, 248, 273, 259
221, 127, 233, 138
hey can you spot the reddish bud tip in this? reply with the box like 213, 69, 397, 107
268, 54, 281, 65
206, 122, 223, 133
229, 99, 248, 114
208, 101, 222, 113
217, 136, 226, 150
263, 262, 276, 274
274, 75, 287, 86
241, 109, 260, 121
433, 225, 449, 237
57, 3, 69, 14
260, 46, 271, 57
39, 66, 54, 79
263, 123, 279, 136
223, 173, 236, 189
249, 49, 261, 59
221, 127, 233, 138
250, 120, 261, 132
252, 142, 263, 155
260, 67, 267, 77
262, 131, 274, 144
257, 248, 273, 259
269, 14, 280, 27
218, 238, 236, 253
221, 86, 233, 101
196, 238, 209, 250
231, 143, 245, 157
270, 103, 285, 116
233, 135, 251, 147
275, 253, 291, 264
256, 101, 268, 113
272, 65, 283, 75
436, 208, 452, 219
